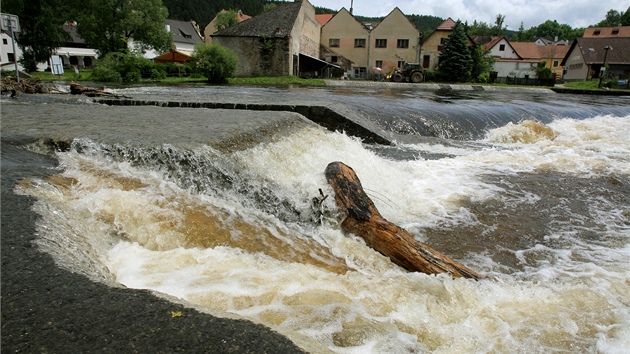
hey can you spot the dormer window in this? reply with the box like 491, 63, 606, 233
612, 29, 619, 35
179, 29, 191, 39
593, 30, 601, 35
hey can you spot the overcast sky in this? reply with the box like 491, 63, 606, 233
309, 0, 630, 30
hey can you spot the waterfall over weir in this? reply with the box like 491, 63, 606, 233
3, 84, 630, 353
93, 84, 630, 145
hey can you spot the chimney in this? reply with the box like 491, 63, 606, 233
350, 0, 354, 14
165, 24, 170, 32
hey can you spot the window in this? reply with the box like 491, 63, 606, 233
397, 39, 409, 48
331, 56, 338, 63
7, 52, 15, 63
398, 61, 405, 68
354, 38, 366, 48
440, 38, 447, 45
499, 44, 506, 51
375, 39, 387, 48
552, 60, 559, 68
329, 38, 339, 48
593, 30, 601, 35
375, 60, 383, 68
2, 38, 7, 45
612, 29, 619, 35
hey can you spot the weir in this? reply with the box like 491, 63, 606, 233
94, 98, 393, 145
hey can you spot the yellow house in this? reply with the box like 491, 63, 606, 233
321, 8, 369, 78
369, 8, 421, 73
321, 7, 420, 79
419, 17, 474, 71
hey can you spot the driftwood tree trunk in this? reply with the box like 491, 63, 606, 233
325, 161, 484, 280
70, 81, 130, 98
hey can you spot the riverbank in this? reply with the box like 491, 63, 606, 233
0, 97, 332, 353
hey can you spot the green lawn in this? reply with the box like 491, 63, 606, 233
27, 70, 326, 86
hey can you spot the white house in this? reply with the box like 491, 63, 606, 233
1, 32, 24, 71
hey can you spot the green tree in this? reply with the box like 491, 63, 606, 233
596, 9, 622, 26
74, 0, 172, 56
470, 45, 495, 82
1, 0, 73, 71
521, 20, 583, 41
493, 14, 507, 36
535, 62, 552, 79
215, 10, 239, 31
511, 22, 525, 41
437, 21, 472, 82
189, 44, 237, 83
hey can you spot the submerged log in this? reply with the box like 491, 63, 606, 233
325, 161, 484, 280
70, 81, 130, 99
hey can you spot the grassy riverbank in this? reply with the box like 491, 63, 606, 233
27, 70, 326, 86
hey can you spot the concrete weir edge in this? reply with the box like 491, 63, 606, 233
94, 98, 393, 145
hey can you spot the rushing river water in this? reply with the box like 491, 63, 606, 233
3, 84, 630, 353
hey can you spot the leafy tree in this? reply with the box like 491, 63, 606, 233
91, 51, 163, 82
1, 0, 73, 71
520, 20, 583, 41
511, 22, 526, 41
189, 44, 237, 83
437, 21, 472, 82
470, 45, 494, 83
215, 10, 239, 31
493, 14, 507, 36
74, 0, 172, 56
596, 9, 622, 26
535, 62, 552, 79
467, 20, 494, 36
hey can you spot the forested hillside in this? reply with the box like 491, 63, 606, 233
162, 0, 268, 32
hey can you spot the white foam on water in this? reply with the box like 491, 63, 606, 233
17, 115, 630, 353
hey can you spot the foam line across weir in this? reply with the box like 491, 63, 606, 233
94, 98, 392, 145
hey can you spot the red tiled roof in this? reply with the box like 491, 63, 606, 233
315, 14, 333, 26
583, 26, 630, 38
437, 17, 457, 31
511, 42, 569, 60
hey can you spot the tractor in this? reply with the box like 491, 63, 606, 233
386, 63, 424, 83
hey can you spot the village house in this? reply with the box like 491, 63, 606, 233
211, 0, 329, 78
320, 7, 420, 79
54, 22, 98, 69
481, 36, 569, 80
1, 32, 23, 71
147, 19, 204, 63
419, 18, 474, 71
561, 26, 630, 83
561, 37, 630, 83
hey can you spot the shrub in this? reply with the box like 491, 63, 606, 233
91, 51, 160, 82
189, 44, 237, 83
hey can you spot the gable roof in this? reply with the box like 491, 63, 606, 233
437, 18, 457, 31
315, 14, 333, 26
165, 19, 203, 44
583, 26, 630, 38
572, 37, 630, 65
323, 7, 370, 31
511, 42, 569, 60
372, 7, 418, 32
214, 1, 303, 38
